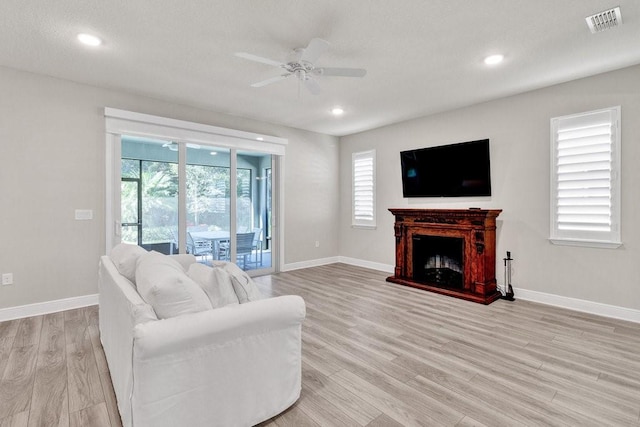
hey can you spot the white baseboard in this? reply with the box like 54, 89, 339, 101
302, 255, 640, 324
336, 257, 640, 323
282, 256, 395, 273
7, 258, 634, 324
514, 288, 640, 324
337, 256, 395, 274
0, 294, 98, 322
282, 256, 341, 272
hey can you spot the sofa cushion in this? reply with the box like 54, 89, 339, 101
212, 261, 263, 303
109, 243, 148, 284
136, 251, 213, 319
187, 263, 239, 308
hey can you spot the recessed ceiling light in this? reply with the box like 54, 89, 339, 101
77, 33, 102, 47
210, 151, 217, 156
256, 137, 264, 141
484, 54, 504, 65
331, 107, 344, 116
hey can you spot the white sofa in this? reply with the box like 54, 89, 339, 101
98, 246, 306, 427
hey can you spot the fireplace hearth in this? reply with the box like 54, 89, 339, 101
387, 208, 502, 304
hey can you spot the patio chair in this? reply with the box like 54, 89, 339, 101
236, 232, 255, 269
187, 232, 213, 263
252, 228, 263, 267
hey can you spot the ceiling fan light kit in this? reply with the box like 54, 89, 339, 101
235, 38, 367, 94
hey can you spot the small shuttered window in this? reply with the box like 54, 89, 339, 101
352, 150, 376, 228
550, 106, 621, 248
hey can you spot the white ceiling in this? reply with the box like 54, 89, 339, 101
1, 1, 639, 136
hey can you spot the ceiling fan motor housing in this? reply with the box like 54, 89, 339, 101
236, 38, 366, 93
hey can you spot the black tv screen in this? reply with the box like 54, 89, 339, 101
400, 139, 491, 197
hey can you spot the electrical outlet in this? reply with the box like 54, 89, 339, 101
315, 241, 320, 248
2, 273, 13, 286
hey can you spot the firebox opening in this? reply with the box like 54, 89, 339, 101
412, 235, 464, 289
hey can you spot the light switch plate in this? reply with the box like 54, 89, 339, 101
75, 209, 93, 220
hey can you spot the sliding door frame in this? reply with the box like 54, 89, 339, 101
105, 108, 287, 273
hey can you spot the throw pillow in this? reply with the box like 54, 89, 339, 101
109, 243, 148, 285
136, 251, 212, 319
212, 261, 263, 303
187, 263, 239, 308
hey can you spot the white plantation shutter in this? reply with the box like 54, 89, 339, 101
550, 107, 621, 247
352, 150, 376, 227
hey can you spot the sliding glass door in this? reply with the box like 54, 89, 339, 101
236, 151, 272, 271
119, 136, 274, 274
120, 139, 178, 254
185, 145, 231, 265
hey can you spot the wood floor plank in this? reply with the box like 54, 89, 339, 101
272, 402, 321, 427
316, 378, 381, 426
552, 390, 639, 426
0, 320, 21, 382
99, 371, 122, 427
0, 345, 38, 419
1, 263, 639, 426
85, 306, 109, 374
455, 416, 489, 427
0, 411, 28, 427
301, 361, 331, 396
69, 402, 111, 427
12, 317, 42, 349
65, 313, 104, 413
296, 392, 361, 427
28, 312, 68, 427
365, 413, 404, 427
314, 336, 417, 385
406, 374, 525, 427
0, 338, 15, 384
469, 372, 604, 426
0, 319, 20, 341
332, 368, 464, 426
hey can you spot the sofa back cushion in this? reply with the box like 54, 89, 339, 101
211, 261, 263, 303
110, 243, 148, 285
136, 252, 212, 319
187, 263, 240, 308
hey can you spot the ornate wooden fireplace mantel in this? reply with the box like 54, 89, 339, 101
387, 208, 502, 304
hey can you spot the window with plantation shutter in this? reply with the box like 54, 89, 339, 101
550, 106, 621, 248
352, 150, 376, 228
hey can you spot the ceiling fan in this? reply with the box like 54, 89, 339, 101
235, 38, 366, 94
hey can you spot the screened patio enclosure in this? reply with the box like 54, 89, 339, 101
120, 136, 273, 272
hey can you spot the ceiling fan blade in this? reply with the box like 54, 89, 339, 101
250, 74, 290, 88
235, 52, 284, 68
301, 38, 330, 63
313, 67, 367, 77
303, 76, 322, 95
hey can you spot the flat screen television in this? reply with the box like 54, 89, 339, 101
400, 139, 491, 197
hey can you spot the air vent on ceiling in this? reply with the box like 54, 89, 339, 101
585, 6, 622, 33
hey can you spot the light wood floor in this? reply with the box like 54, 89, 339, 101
2, 263, 640, 426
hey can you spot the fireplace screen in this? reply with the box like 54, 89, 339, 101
412, 235, 463, 289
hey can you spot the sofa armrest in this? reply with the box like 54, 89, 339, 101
132, 295, 305, 359
129, 295, 306, 427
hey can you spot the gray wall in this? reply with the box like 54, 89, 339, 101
3, 60, 638, 313
0, 65, 339, 309
339, 64, 640, 311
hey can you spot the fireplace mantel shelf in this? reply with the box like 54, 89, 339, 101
387, 208, 502, 304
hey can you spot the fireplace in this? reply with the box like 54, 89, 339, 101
387, 208, 502, 304
412, 235, 464, 289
